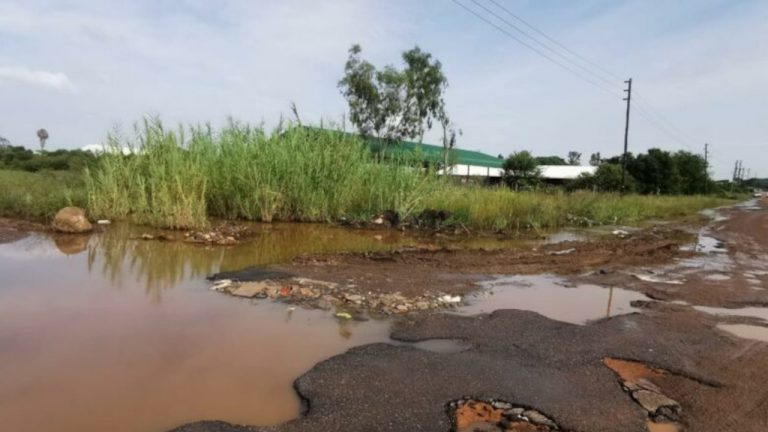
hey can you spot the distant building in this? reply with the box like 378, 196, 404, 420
81, 143, 135, 155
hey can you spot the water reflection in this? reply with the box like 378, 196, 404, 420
81, 222, 415, 301
461, 274, 648, 324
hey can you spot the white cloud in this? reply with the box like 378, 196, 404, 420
0, 66, 76, 92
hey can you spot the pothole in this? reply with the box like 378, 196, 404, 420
449, 398, 559, 431
602, 358, 681, 432
716, 323, 768, 343
693, 305, 768, 322
461, 275, 648, 324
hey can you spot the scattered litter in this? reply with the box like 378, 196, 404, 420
612, 229, 630, 237
286, 307, 296, 312
96, 219, 111, 225
141, 233, 154, 240
548, 248, 575, 256
335, 312, 353, 320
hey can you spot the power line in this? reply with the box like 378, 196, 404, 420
469, 0, 622, 89
484, 0, 624, 82
451, 0, 727, 169
450, 0, 623, 99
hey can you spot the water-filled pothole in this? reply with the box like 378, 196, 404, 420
716, 324, 768, 343
460, 275, 648, 324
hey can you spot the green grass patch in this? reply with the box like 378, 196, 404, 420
0, 170, 87, 220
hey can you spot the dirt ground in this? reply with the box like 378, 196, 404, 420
0, 217, 46, 244
173, 199, 768, 432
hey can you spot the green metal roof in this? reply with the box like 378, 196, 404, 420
304, 127, 503, 168
367, 138, 503, 168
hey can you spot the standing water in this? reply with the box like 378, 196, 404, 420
0, 224, 407, 432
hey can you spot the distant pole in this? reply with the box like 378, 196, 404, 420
621, 78, 633, 192
704, 143, 709, 193
733, 160, 739, 182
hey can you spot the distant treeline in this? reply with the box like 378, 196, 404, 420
572, 149, 712, 195
0, 146, 96, 172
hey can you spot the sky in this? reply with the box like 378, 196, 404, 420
0, 0, 766, 179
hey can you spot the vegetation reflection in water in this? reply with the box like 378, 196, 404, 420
80, 222, 417, 300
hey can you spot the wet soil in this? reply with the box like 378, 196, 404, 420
0, 217, 45, 243
4, 200, 768, 432
173, 200, 768, 432
276, 226, 694, 298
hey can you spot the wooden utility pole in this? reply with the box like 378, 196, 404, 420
704, 143, 709, 193
621, 78, 632, 192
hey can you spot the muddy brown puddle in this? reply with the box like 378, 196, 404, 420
0, 224, 418, 432
462, 275, 648, 324
0, 223, 614, 432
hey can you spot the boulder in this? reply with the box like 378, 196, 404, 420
52, 207, 93, 233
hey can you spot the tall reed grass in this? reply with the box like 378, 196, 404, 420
84, 118, 734, 230
86, 119, 436, 228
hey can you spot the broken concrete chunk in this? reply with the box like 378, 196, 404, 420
632, 389, 681, 414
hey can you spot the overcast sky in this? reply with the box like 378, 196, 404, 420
1, 0, 766, 179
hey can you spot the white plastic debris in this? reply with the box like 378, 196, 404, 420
548, 248, 575, 256
612, 229, 630, 237
96, 219, 111, 225
439, 295, 462, 304
211, 279, 234, 291
632, 274, 684, 285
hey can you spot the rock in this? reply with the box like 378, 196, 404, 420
415, 301, 430, 310
230, 281, 271, 298
141, 233, 154, 240
52, 207, 92, 233
522, 410, 557, 428
345, 294, 364, 304
491, 401, 512, 410
396, 304, 409, 311
636, 378, 662, 393
299, 287, 319, 298
505, 407, 525, 417
632, 389, 680, 414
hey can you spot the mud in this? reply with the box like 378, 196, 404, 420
173, 200, 768, 432
0, 217, 44, 243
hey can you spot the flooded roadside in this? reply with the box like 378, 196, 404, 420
0, 226, 406, 432
0, 222, 587, 432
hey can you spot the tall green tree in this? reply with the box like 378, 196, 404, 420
535, 155, 567, 165
673, 151, 710, 194
567, 151, 582, 165
338, 44, 449, 143
627, 148, 680, 194
36, 128, 49, 152
503, 151, 541, 189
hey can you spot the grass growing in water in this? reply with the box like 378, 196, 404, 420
84, 118, 735, 230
